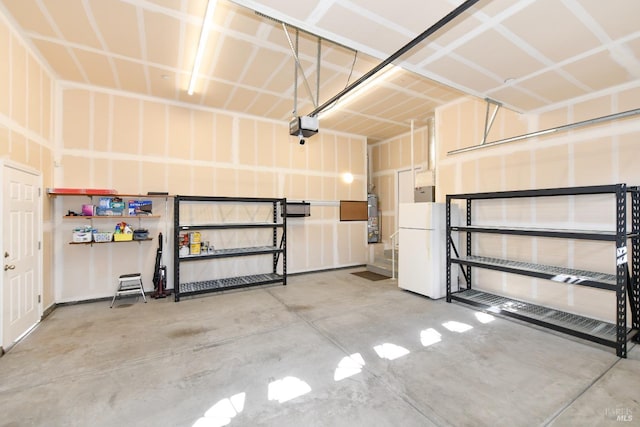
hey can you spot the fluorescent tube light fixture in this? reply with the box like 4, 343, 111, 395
319, 65, 401, 119
188, 0, 217, 95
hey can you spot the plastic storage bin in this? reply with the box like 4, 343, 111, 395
133, 229, 149, 240
114, 233, 133, 242
113, 233, 133, 242
72, 231, 92, 243
92, 231, 113, 243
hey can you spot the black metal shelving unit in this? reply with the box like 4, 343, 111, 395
446, 184, 640, 358
173, 196, 287, 301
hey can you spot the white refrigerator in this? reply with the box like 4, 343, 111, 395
398, 202, 457, 299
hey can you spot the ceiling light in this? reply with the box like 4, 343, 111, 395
319, 65, 402, 119
188, 0, 217, 95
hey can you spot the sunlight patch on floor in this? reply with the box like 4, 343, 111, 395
193, 392, 246, 427
334, 352, 366, 381
442, 321, 473, 333
475, 312, 495, 324
268, 376, 312, 403
420, 328, 442, 346
373, 343, 410, 360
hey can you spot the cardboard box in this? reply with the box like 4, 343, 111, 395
128, 200, 152, 215
95, 207, 124, 216
99, 197, 113, 208
190, 243, 201, 255
96, 197, 124, 215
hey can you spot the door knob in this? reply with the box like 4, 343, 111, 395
4, 251, 8, 258
4, 265, 15, 271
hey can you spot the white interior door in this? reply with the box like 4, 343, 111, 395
2, 163, 41, 350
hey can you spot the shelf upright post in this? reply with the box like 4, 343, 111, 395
466, 198, 473, 290
272, 201, 277, 275
615, 184, 628, 357
174, 196, 181, 302
282, 199, 287, 285
632, 187, 640, 332
446, 195, 452, 302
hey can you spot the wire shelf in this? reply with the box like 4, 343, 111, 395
453, 255, 616, 287
454, 289, 627, 342
180, 273, 283, 294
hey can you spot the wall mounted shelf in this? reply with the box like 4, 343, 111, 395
69, 238, 153, 245
64, 215, 161, 220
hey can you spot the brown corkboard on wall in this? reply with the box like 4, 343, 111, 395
340, 200, 368, 221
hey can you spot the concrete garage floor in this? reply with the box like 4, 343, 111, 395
1, 268, 639, 427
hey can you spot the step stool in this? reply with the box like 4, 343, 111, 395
110, 273, 147, 308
